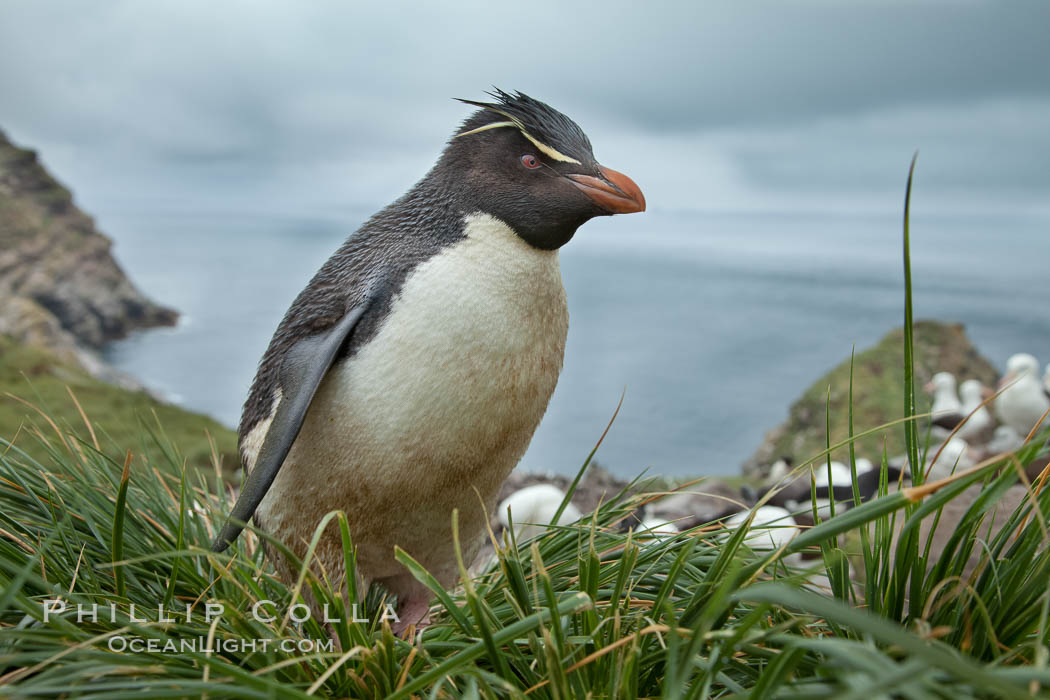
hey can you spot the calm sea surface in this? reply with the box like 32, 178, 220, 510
100, 208, 1050, 478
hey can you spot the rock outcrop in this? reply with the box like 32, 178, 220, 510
742, 321, 999, 478
0, 129, 176, 371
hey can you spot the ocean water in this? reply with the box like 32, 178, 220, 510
99, 207, 1050, 478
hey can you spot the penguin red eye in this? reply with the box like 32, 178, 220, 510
520, 154, 540, 169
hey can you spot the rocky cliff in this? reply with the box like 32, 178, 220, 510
0, 129, 238, 475
0, 129, 176, 372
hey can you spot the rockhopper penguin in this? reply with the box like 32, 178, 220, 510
211, 90, 645, 633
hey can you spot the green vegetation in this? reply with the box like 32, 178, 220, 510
0, 334, 238, 477
0, 167, 1048, 697
757, 321, 999, 467
0, 392, 1047, 697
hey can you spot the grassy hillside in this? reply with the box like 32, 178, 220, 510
0, 334, 238, 478
0, 398, 1047, 697
748, 321, 999, 471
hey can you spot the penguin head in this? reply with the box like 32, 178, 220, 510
439, 89, 645, 250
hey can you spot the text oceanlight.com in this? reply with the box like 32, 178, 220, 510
107, 636, 335, 654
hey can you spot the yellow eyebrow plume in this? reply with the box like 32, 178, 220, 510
457, 119, 582, 165
519, 131, 581, 165
457, 121, 518, 137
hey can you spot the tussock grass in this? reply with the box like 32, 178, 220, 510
1, 165, 1049, 697
0, 335, 238, 477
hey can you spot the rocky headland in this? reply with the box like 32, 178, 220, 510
0, 129, 177, 382
0, 129, 237, 473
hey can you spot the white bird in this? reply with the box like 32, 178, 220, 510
1043, 363, 1050, 399
725, 506, 800, 562
767, 457, 792, 483
926, 371, 963, 435
956, 379, 994, 441
637, 515, 679, 540
497, 484, 581, 542
984, 425, 1024, 457
812, 461, 854, 489
924, 436, 975, 481
791, 461, 874, 517
995, 354, 1050, 438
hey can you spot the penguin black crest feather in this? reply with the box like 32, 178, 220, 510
456, 89, 594, 166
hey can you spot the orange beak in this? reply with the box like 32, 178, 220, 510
567, 165, 646, 214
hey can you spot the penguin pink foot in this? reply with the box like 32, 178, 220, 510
391, 599, 431, 638
381, 573, 434, 638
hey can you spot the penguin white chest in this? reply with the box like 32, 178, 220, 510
258, 213, 568, 569
329, 212, 570, 473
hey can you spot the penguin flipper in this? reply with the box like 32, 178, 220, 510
210, 297, 375, 553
